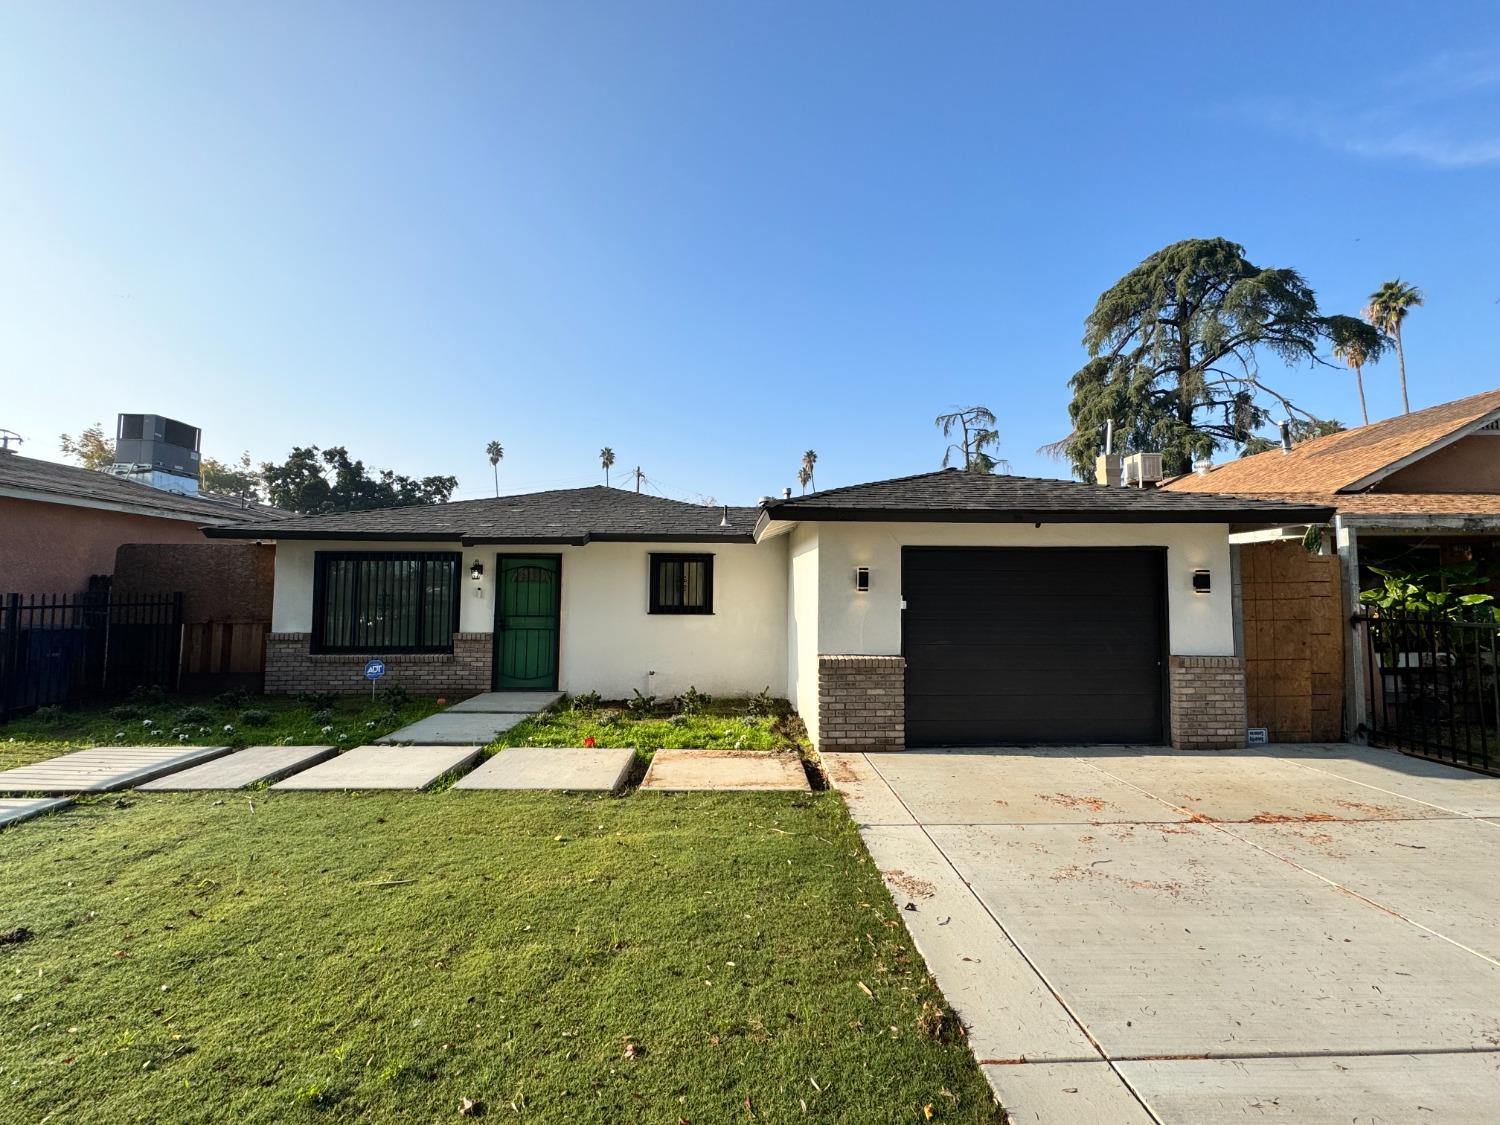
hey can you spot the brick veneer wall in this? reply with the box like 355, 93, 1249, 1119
265, 632, 492, 696
818, 655, 906, 753
1169, 655, 1247, 750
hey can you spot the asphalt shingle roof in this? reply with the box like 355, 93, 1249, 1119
760, 469, 1334, 524
1163, 388, 1500, 497
206, 486, 759, 543
0, 453, 269, 524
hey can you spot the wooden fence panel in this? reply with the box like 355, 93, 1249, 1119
180, 621, 268, 693
1242, 542, 1344, 742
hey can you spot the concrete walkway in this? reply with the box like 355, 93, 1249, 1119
640, 749, 810, 791
0, 745, 232, 795
452, 746, 635, 792
138, 745, 337, 790
828, 744, 1500, 1124
272, 745, 482, 790
0, 797, 72, 829
375, 691, 561, 745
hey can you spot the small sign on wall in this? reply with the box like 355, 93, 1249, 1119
1247, 727, 1269, 747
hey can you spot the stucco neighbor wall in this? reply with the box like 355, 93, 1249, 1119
1379, 434, 1500, 493
0, 495, 210, 595
268, 538, 788, 699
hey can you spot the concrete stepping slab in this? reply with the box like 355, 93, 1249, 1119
373, 711, 528, 745
451, 746, 635, 792
272, 745, 481, 791
137, 746, 337, 791
639, 749, 809, 792
0, 797, 72, 829
446, 691, 562, 713
984, 1061, 1152, 1125
822, 752, 915, 825
0, 745, 232, 795
1116, 1052, 1500, 1125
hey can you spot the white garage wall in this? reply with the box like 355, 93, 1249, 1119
809, 521, 1235, 658
785, 524, 821, 742
269, 537, 789, 699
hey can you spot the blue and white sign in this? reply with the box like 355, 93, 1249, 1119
364, 659, 386, 681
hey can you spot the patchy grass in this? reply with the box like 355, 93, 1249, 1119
0, 692, 442, 772
0, 791, 1002, 1124
495, 697, 810, 757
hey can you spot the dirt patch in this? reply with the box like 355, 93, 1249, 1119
822, 757, 862, 785
1038, 792, 1116, 813
883, 869, 936, 899
1332, 799, 1402, 818
1245, 811, 1339, 824
1121, 878, 1186, 897
1185, 811, 1218, 824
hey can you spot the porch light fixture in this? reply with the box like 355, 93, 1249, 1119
469, 560, 484, 582
1192, 569, 1211, 594
854, 566, 870, 593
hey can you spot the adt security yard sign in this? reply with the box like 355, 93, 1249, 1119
364, 659, 386, 699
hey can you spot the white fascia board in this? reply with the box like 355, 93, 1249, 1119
1227, 526, 1311, 544
753, 512, 797, 542
1340, 407, 1500, 493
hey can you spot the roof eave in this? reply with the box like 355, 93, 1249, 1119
758, 505, 1335, 525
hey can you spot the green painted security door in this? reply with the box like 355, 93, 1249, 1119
493, 555, 560, 690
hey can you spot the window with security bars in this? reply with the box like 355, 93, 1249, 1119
649, 553, 714, 615
312, 552, 460, 653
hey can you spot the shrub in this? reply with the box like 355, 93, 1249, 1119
240, 708, 272, 727
376, 684, 411, 710
32, 704, 66, 724
109, 704, 144, 721
568, 690, 602, 713
215, 687, 252, 709
745, 687, 784, 718
676, 685, 711, 714
310, 708, 335, 725
129, 684, 166, 704
296, 691, 338, 710
625, 689, 657, 714
175, 706, 213, 726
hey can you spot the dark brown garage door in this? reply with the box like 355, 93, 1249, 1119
902, 547, 1166, 746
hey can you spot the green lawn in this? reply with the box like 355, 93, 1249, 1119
0, 692, 443, 772
0, 791, 1003, 1124
498, 697, 810, 756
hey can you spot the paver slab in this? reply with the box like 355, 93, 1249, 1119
137, 746, 337, 791
373, 712, 528, 745
1232, 817, 1500, 961
0, 797, 71, 829
928, 820, 1500, 1057
864, 749, 1186, 824
272, 746, 481, 790
0, 745, 232, 794
821, 752, 915, 825
1118, 1052, 1500, 1124
985, 1062, 1153, 1125
451, 746, 634, 791
1277, 743, 1500, 817
861, 825, 1097, 1063
639, 749, 809, 791
445, 691, 562, 713
1079, 749, 1447, 822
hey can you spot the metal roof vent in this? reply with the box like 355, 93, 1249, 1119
1192, 458, 1213, 476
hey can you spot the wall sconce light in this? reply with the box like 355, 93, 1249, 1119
854, 566, 870, 593
469, 560, 484, 582
1192, 568, 1211, 594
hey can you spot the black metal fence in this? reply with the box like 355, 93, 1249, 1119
1361, 608, 1500, 775
0, 591, 184, 722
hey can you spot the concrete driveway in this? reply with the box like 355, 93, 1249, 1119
827, 744, 1500, 1124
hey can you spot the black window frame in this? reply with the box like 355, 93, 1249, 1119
648, 552, 715, 615
311, 550, 461, 654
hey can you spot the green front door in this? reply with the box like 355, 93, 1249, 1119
493, 555, 561, 690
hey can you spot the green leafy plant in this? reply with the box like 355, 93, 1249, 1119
129, 684, 166, 704
215, 687, 251, 709
625, 689, 657, 714
675, 686, 711, 714
568, 690, 602, 713
745, 687, 783, 717
296, 691, 338, 709
240, 708, 272, 727
31, 704, 65, 724
175, 706, 213, 726
1360, 561, 1498, 620
376, 683, 411, 710
108, 704, 144, 721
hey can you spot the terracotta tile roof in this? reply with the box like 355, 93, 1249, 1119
1163, 388, 1500, 497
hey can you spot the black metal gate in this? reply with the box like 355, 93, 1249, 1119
0, 591, 184, 722
1360, 608, 1500, 775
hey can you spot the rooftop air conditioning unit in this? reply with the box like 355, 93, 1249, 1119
1122, 452, 1164, 487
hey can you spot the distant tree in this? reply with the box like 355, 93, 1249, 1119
262, 446, 456, 514
600, 446, 616, 487
797, 465, 812, 493
1055, 238, 1357, 479
59, 423, 115, 469
486, 440, 504, 497
800, 449, 818, 492
937, 405, 1009, 473
1364, 279, 1423, 414
200, 451, 263, 499
1326, 315, 1389, 426
1239, 418, 1346, 457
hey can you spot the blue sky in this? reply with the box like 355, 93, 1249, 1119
1, 2, 1496, 503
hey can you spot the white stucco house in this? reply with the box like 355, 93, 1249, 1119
206, 470, 1330, 751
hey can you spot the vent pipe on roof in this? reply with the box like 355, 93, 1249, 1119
1192, 459, 1213, 475
1279, 420, 1293, 455
719, 505, 730, 528
783, 487, 792, 499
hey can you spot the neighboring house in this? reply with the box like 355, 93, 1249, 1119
206, 472, 1326, 753
1163, 388, 1500, 742
0, 452, 268, 594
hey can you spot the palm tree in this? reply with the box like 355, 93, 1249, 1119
797, 465, 812, 493
486, 440, 504, 497
600, 446, 616, 487
1326, 315, 1388, 427
800, 450, 817, 492
1363, 280, 1423, 414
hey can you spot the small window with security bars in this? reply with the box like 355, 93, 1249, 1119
312, 551, 460, 653
649, 553, 714, 615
